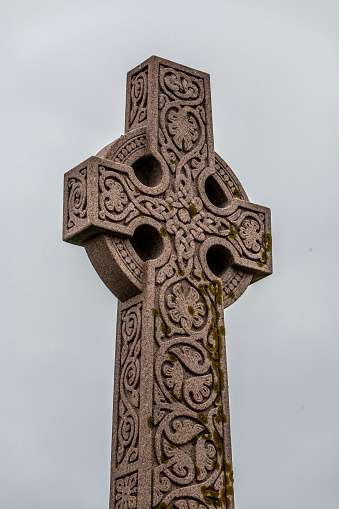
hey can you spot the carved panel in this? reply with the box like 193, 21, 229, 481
151, 267, 234, 508
115, 472, 138, 509
117, 303, 142, 466
127, 68, 148, 131
66, 167, 87, 229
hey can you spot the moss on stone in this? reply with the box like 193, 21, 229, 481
147, 416, 155, 429
188, 204, 197, 217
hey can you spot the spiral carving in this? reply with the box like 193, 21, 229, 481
117, 303, 142, 465
67, 167, 87, 228
129, 69, 148, 129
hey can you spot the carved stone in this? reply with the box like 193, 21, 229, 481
63, 56, 272, 509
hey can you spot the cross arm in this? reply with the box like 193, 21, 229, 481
223, 199, 272, 282
63, 155, 165, 246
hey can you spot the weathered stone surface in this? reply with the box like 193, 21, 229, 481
63, 56, 272, 509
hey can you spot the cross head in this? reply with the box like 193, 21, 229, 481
63, 56, 272, 509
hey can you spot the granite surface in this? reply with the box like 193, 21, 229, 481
63, 56, 272, 509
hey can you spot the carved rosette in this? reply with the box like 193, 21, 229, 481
115, 472, 138, 509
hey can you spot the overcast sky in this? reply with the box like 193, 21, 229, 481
1, 1, 338, 508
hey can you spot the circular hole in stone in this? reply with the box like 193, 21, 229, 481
205, 175, 228, 208
130, 224, 164, 262
206, 244, 232, 278
132, 155, 162, 187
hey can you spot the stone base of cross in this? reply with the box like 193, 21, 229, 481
63, 56, 272, 509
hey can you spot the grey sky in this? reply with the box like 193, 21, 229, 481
1, 0, 338, 508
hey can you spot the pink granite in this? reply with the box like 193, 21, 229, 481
63, 56, 272, 509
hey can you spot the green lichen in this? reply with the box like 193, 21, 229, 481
147, 416, 155, 429
168, 352, 178, 363
138, 212, 145, 218
167, 202, 174, 210
227, 291, 235, 300
189, 434, 200, 446
188, 204, 197, 217
195, 465, 201, 478
227, 222, 238, 239
160, 453, 169, 464
160, 226, 168, 237
170, 392, 182, 403
198, 283, 208, 297
212, 279, 223, 306
213, 429, 224, 456
215, 405, 227, 424
177, 267, 185, 276
188, 306, 195, 316
152, 308, 159, 318
201, 485, 220, 506
200, 299, 207, 314
134, 186, 140, 194
197, 412, 208, 424
171, 295, 177, 302
224, 462, 232, 473
258, 232, 272, 266
161, 321, 171, 336
157, 502, 168, 509
233, 187, 241, 198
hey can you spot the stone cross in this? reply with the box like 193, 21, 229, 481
63, 56, 272, 509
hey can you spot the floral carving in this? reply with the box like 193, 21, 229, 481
239, 218, 261, 253
99, 171, 128, 219
167, 283, 205, 330
160, 67, 201, 101
167, 107, 199, 151
116, 472, 138, 509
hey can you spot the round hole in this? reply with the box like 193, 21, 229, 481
130, 224, 164, 262
132, 155, 162, 187
205, 175, 228, 208
206, 244, 232, 278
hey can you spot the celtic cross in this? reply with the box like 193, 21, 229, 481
63, 56, 272, 509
